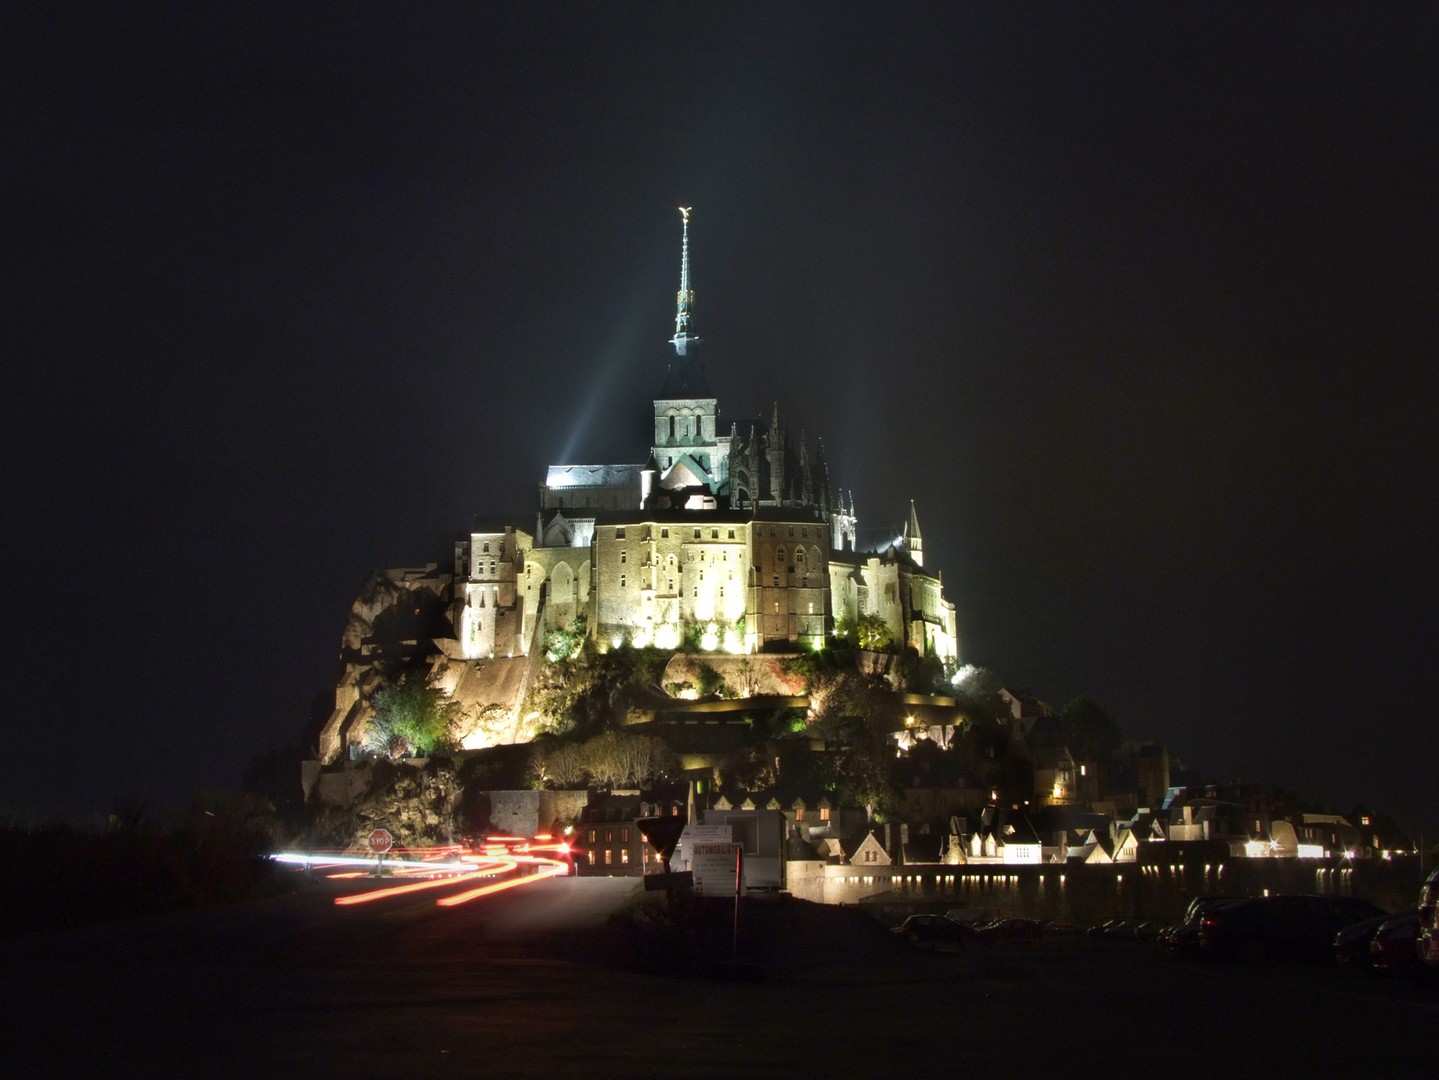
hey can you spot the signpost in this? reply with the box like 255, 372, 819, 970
637, 815, 692, 907
691, 842, 744, 960
367, 827, 394, 875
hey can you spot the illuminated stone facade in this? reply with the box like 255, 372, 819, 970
452, 210, 959, 662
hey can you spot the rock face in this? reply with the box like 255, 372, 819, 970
316, 565, 545, 763
312, 760, 463, 850
317, 566, 455, 763
340, 565, 453, 658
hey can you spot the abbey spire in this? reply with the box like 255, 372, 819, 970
657, 207, 710, 399
671, 206, 698, 356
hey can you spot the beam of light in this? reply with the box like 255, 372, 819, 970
326, 871, 369, 879
435, 861, 567, 908
334, 861, 514, 907
270, 852, 475, 873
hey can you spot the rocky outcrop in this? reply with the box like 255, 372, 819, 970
312, 760, 462, 850
340, 564, 453, 657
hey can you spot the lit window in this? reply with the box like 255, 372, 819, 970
621, 849, 630, 864
605, 829, 613, 843
587, 851, 595, 865
588, 829, 597, 843
621, 828, 630, 842
820, 807, 831, 822
605, 850, 612, 865
795, 808, 804, 821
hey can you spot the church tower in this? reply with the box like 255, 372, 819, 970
651, 208, 730, 495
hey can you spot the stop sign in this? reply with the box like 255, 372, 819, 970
367, 828, 394, 854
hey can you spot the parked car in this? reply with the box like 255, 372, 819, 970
1199, 894, 1384, 964
1370, 911, 1421, 973
894, 914, 982, 948
1333, 912, 1394, 968
978, 917, 1042, 945
1166, 897, 1245, 957
1417, 867, 1439, 971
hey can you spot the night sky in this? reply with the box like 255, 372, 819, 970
10, 5, 1437, 833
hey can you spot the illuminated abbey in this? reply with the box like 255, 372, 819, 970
453, 210, 958, 663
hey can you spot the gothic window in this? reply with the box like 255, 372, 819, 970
795, 548, 805, 564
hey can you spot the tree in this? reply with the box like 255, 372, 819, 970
365, 672, 462, 759
1059, 696, 1124, 763
855, 612, 894, 652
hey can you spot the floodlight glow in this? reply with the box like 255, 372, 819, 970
952, 664, 981, 688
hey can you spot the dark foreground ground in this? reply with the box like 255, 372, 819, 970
6, 874, 1435, 1078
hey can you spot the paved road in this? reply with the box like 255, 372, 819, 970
5, 875, 1436, 1077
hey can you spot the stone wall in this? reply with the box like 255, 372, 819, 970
784, 856, 1423, 924
484, 789, 589, 836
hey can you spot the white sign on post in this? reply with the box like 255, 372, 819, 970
669, 824, 732, 873
690, 842, 741, 897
